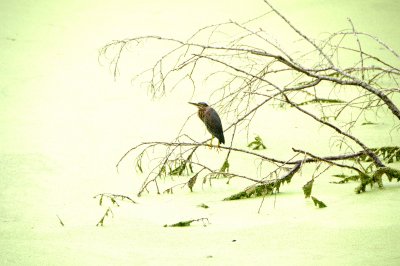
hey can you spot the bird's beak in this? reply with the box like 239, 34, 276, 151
188, 102, 199, 107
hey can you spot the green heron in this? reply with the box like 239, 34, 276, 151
189, 102, 225, 148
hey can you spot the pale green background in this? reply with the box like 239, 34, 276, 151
1, 0, 400, 265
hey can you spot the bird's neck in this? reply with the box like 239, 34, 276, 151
198, 109, 205, 122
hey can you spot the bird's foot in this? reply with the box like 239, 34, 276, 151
216, 143, 222, 152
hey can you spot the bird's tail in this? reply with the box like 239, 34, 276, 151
218, 134, 225, 144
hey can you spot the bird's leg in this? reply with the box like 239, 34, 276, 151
216, 141, 221, 152
209, 136, 214, 149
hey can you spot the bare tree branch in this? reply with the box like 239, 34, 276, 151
100, 1, 400, 199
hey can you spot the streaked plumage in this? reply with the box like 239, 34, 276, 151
189, 102, 225, 146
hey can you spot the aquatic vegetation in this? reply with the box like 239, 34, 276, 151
100, 0, 400, 209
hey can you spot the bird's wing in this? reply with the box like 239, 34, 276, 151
204, 108, 225, 143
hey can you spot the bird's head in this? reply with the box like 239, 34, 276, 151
188, 102, 209, 110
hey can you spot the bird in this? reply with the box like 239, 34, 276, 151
189, 102, 225, 148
